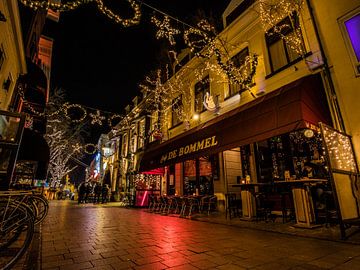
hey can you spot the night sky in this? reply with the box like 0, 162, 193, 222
50, 0, 231, 115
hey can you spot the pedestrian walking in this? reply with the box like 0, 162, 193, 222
94, 183, 102, 204
101, 184, 109, 204
78, 182, 86, 204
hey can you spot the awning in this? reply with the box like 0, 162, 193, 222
18, 128, 50, 179
139, 74, 332, 172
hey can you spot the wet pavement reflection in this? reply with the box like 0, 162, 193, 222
41, 201, 360, 269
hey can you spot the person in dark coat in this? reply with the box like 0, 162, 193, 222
101, 184, 109, 204
94, 183, 102, 204
78, 182, 86, 204
84, 182, 93, 203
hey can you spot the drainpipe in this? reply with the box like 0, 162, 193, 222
306, 0, 346, 132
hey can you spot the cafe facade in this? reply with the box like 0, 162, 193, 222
106, 0, 360, 238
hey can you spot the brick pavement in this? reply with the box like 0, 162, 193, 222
34, 201, 360, 269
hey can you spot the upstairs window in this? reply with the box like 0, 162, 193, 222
339, 8, 360, 75
171, 96, 183, 127
194, 75, 210, 113
266, 13, 304, 73
137, 119, 145, 149
149, 110, 159, 142
226, 47, 250, 98
121, 133, 128, 157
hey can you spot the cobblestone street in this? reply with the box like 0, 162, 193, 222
37, 201, 360, 270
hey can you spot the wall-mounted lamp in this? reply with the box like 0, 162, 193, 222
193, 112, 200, 121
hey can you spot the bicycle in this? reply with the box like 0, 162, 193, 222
0, 188, 49, 269
0, 191, 35, 269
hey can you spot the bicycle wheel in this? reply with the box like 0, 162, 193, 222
29, 194, 49, 224
0, 200, 35, 270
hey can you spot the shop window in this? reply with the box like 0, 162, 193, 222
194, 75, 210, 113
255, 131, 328, 182
0, 45, 5, 71
171, 96, 182, 127
266, 13, 304, 73
339, 8, 360, 75
168, 165, 176, 195
226, 47, 250, 98
137, 119, 145, 149
183, 155, 217, 195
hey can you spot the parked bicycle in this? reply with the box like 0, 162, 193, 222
0, 190, 49, 269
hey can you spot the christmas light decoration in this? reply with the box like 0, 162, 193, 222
322, 125, 357, 173
84, 143, 98, 155
89, 110, 106, 125
19, 0, 92, 11
96, 0, 141, 27
108, 114, 123, 127
151, 15, 181, 45
63, 103, 87, 123
259, 0, 306, 56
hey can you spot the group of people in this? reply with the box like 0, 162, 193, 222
78, 182, 110, 204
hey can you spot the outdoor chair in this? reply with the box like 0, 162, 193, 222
225, 193, 240, 219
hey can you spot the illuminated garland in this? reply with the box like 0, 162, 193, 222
259, 0, 305, 56
84, 143, 98, 155
19, 0, 92, 11
19, 0, 141, 27
63, 103, 87, 123
96, 0, 141, 27
108, 114, 123, 127
89, 110, 106, 125
322, 126, 357, 173
151, 15, 181, 45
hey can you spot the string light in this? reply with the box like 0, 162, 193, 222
84, 143, 98, 155
108, 114, 123, 127
19, 0, 92, 11
151, 15, 181, 45
96, 0, 141, 27
89, 110, 106, 125
63, 103, 87, 123
259, 0, 306, 56
322, 126, 357, 173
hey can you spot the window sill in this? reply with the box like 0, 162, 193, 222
265, 52, 312, 80
169, 122, 183, 130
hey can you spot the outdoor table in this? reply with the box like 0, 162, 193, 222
232, 183, 271, 220
274, 179, 328, 228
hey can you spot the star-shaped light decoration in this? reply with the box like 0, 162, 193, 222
151, 15, 181, 45
72, 143, 82, 154
89, 110, 105, 125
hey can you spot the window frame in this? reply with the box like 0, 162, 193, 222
171, 95, 183, 128
338, 6, 360, 76
226, 47, 250, 99
265, 13, 305, 74
194, 75, 210, 113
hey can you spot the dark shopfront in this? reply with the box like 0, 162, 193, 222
139, 74, 341, 223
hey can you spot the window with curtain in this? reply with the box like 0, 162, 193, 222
266, 13, 304, 73
137, 119, 145, 149
227, 47, 250, 98
194, 75, 210, 113
171, 96, 183, 127
149, 111, 159, 142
